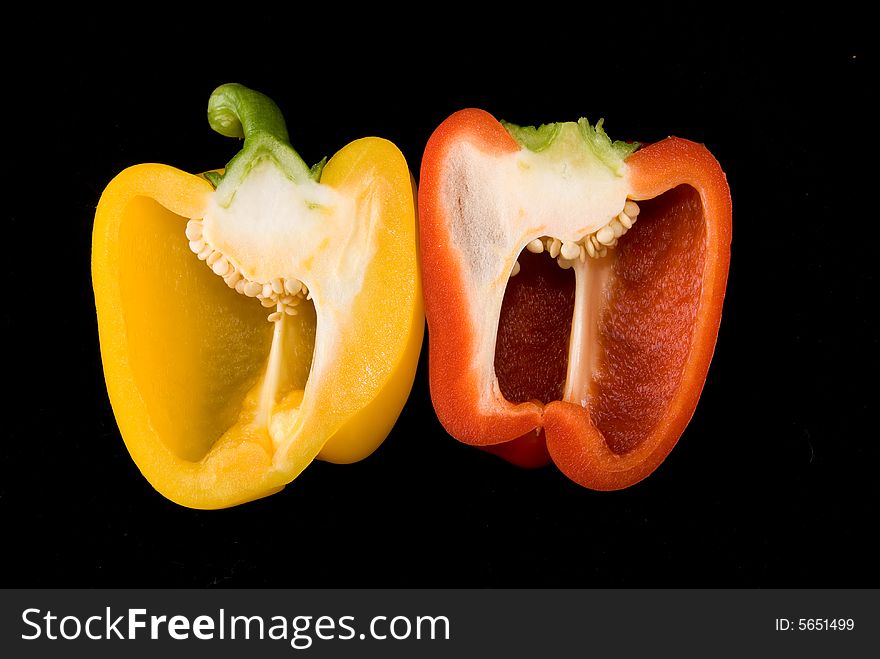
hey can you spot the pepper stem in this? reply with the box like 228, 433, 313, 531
206, 83, 321, 203
208, 83, 290, 144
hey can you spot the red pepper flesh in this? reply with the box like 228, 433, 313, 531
419, 109, 731, 489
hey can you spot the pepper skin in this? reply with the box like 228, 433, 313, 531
419, 109, 730, 489
92, 84, 423, 508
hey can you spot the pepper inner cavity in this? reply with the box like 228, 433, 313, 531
186, 217, 315, 440
495, 249, 575, 404
494, 200, 640, 406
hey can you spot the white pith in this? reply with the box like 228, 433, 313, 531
187, 160, 379, 454
442, 139, 639, 411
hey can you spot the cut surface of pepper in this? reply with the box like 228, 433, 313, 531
419, 109, 731, 489
92, 84, 423, 508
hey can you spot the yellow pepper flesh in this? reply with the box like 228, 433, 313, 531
93, 137, 422, 509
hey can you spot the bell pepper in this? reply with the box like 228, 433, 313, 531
419, 109, 731, 489
92, 84, 423, 509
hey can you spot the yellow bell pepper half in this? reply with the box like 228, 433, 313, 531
92, 84, 423, 509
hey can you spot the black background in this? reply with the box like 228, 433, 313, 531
2, 9, 875, 587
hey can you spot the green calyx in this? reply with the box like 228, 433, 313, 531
501, 118, 639, 176
206, 83, 326, 204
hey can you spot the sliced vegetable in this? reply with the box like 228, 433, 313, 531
419, 108, 731, 488
93, 84, 422, 508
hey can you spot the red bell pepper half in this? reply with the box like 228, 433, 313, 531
419, 109, 731, 490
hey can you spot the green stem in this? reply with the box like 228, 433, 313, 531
501, 118, 639, 177
208, 83, 290, 143
206, 84, 322, 201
